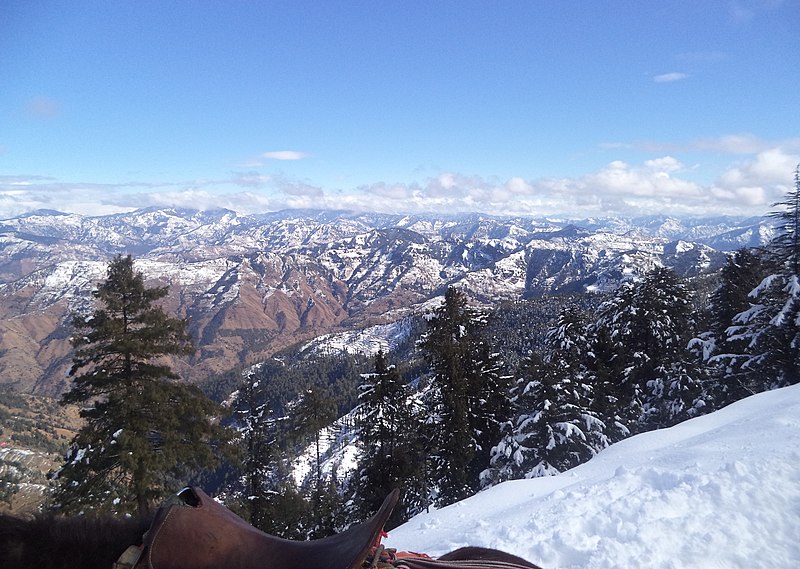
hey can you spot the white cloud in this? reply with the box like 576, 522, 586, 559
228, 171, 272, 188
694, 134, 788, 154
598, 142, 632, 150
653, 72, 689, 83
644, 156, 684, 174
3, 149, 798, 220
279, 181, 324, 197
583, 158, 702, 200
261, 150, 309, 161
717, 147, 800, 194
361, 182, 417, 200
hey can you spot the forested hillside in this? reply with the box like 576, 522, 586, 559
3, 178, 798, 519
226, 171, 800, 536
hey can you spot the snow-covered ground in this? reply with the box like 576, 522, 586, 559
386, 384, 800, 569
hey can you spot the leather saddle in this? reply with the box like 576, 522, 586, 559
127, 487, 399, 569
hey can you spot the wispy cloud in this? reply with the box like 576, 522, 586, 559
637, 134, 800, 155
653, 72, 689, 83
598, 142, 633, 150
693, 134, 781, 154
262, 150, 309, 161
227, 171, 272, 188
730, 0, 785, 24
238, 150, 310, 168
275, 180, 324, 197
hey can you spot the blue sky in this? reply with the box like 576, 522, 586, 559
1, 1, 798, 218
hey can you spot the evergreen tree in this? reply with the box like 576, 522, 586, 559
54, 255, 233, 516
236, 372, 281, 531
259, 476, 310, 540
584, 317, 632, 444
727, 166, 800, 389
420, 289, 513, 503
693, 248, 769, 404
592, 267, 701, 431
469, 331, 514, 487
489, 305, 607, 479
545, 305, 611, 452
421, 287, 477, 505
352, 350, 419, 527
0, 471, 21, 506
287, 387, 338, 537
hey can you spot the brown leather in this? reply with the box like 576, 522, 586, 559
142, 487, 400, 569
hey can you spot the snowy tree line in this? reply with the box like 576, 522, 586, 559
490, 168, 800, 487
234, 168, 800, 535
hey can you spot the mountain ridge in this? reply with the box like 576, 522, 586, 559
0, 208, 773, 395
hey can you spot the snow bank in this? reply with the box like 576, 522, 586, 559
386, 384, 800, 569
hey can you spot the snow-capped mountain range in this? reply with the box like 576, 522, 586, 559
0, 207, 773, 394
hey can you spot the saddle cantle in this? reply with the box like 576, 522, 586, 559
135, 487, 399, 569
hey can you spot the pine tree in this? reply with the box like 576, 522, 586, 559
54, 255, 233, 516
727, 166, 800, 389
236, 371, 282, 531
421, 287, 477, 505
287, 387, 337, 537
469, 331, 514, 487
421, 288, 514, 503
592, 267, 701, 431
489, 305, 607, 479
694, 248, 769, 404
352, 350, 419, 527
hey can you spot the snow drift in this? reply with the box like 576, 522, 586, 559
386, 384, 800, 569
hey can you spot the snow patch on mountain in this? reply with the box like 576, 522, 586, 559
300, 319, 414, 357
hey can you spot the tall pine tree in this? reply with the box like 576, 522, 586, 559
727, 166, 800, 389
54, 255, 232, 516
236, 371, 284, 532
422, 287, 512, 504
693, 248, 768, 405
287, 387, 339, 537
422, 287, 476, 506
352, 350, 420, 527
235, 376, 309, 539
468, 335, 513, 488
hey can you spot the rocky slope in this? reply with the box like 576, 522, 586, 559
0, 208, 771, 395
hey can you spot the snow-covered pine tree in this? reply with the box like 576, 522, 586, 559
545, 305, 611, 453
727, 166, 800, 389
468, 331, 514, 488
489, 305, 607, 479
287, 387, 338, 538
237, 374, 271, 530
235, 371, 298, 533
693, 248, 769, 405
592, 267, 702, 431
420, 287, 481, 506
351, 350, 420, 527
